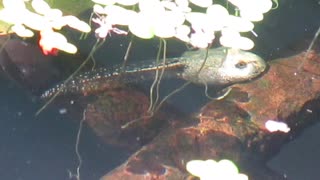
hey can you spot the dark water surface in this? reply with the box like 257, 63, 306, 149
0, 76, 129, 180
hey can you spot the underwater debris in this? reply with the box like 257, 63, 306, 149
100, 50, 320, 180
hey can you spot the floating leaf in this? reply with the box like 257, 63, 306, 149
129, 13, 154, 39
189, 0, 212, 8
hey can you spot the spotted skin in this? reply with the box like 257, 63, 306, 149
41, 47, 266, 99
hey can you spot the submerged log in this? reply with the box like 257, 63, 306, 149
100, 50, 320, 179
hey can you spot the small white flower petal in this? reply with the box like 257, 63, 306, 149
116, 0, 139, 6
42, 30, 68, 44
11, 24, 34, 37
190, 32, 214, 48
220, 36, 232, 48
228, 0, 272, 14
40, 30, 77, 54
238, 36, 254, 50
3, 0, 26, 10
220, 35, 254, 50
50, 18, 67, 30
95, 26, 109, 38
129, 13, 154, 39
218, 160, 239, 174
73, 20, 91, 33
225, 15, 254, 32
186, 159, 221, 178
105, 5, 137, 25
221, 27, 240, 38
161, 1, 177, 11
56, 42, 77, 54
186, 160, 214, 177
32, 0, 51, 15
206, 4, 229, 18
186, 159, 248, 179
22, 11, 51, 31
168, 0, 191, 12
152, 10, 185, 38
139, 0, 164, 14
0, 9, 22, 24
163, 10, 185, 27
93, 4, 106, 14
175, 25, 190, 42
91, 0, 116, 5
45, 9, 63, 21
185, 12, 208, 30
63, 16, 91, 32
175, 0, 189, 10
259, 0, 273, 13
237, 173, 249, 180
249, 0, 273, 13
185, 12, 205, 23
265, 120, 290, 133
153, 24, 175, 38
190, 0, 212, 8
241, 9, 264, 22
201, 160, 219, 177
206, 5, 230, 31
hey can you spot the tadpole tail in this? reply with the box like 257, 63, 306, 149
40, 58, 185, 99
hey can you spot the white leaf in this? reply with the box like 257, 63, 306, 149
241, 9, 264, 22
105, 5, 137, 25
32, 0, 51, 15
189, 0, 212, 8
64, 16, 91, 32
11, 24, 34, 37
175, 25, 190, 42
0, 9, 23, 24
129, 13, 154, 39
220, 29, 254, 50
265, 120, 290, 133
225, 15, 254, 32
206, 5, 229, 31
3, 0, 26, 10
22, 11, 51, 31
91, 0, 116, 5
116, 0, 139, 6
93, 4, 105, 14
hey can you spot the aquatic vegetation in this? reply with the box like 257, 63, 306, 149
0, 0, 91, 54
0, 0, 275, 52
91, 0, 274, 50
186, 159, 248, 180
0, 0, 272, 124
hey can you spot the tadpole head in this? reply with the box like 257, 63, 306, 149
218, 49, 267, 84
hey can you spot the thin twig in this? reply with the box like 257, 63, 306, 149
147, 39, 163, 113
119, 37, 134, 77
297, 26, 320, 72
68, 109, 86, 180
152, 39, 167, 112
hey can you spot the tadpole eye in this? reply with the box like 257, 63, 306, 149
235, 61, 247, 69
